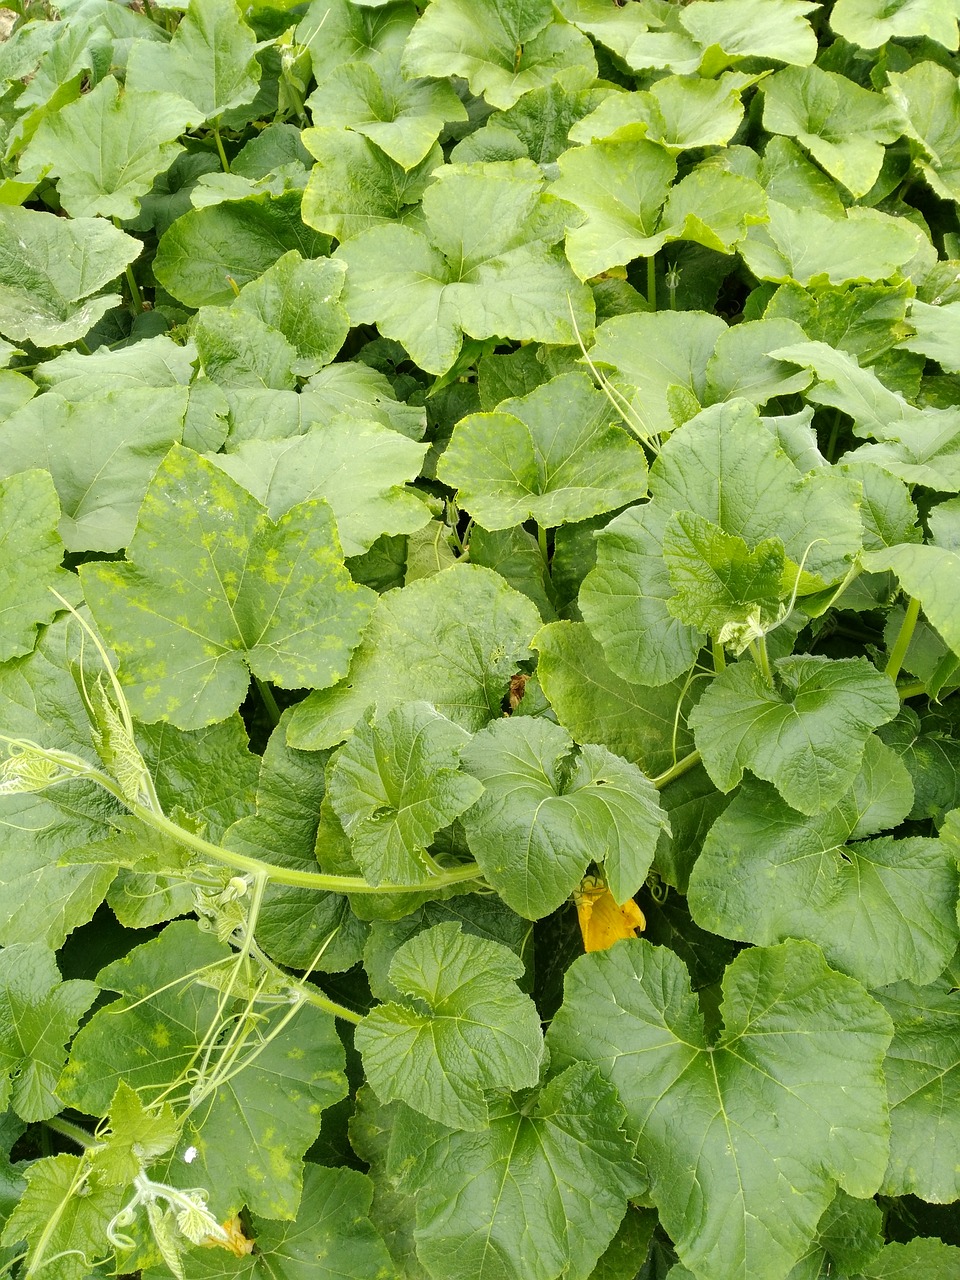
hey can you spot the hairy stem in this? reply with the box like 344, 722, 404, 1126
253, 676, 281, 728
886, 595, 920, 683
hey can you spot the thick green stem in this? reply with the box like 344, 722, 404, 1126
652, 749, 701, 790
897, 679, 926, 700
646, 254, 657, 311
43, 1115, 95, 1149
825, 408, 843, 463
124, 263, 144, 315
751, 635, 774, 687
537, 523, 549, 566
712, 638, 726, 674
212, 125, 230, 172
298, 983, 363, 1025
886, 595, 921, 683
123, 795, 484, 893
254, 676, 281, 728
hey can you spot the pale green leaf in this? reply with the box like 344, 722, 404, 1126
328, 703, 483, 885
306, 50, 467, 170
301, 128, 441, 242
296, 0, 417, 87
900, 298, 960, 373
400, 1064, 642, 1280
740, 201, 920, 286
437, 371, 648, 530
863, 543, 960, 656
569, 74, 746, 151
195, 306, 298, 390
18, 77, 198, 219
460, 716, 668, 916
689, 740, 959, 987
1, 1154, 123, 1280
761, 65, 902, 198
659, 166, 767, 256
547, 939, 893, 1280
833, 0, 960, 51
125, 0, 260, 123
209, 420, 428, 556
61, 920, 347, 1220
0, 469, 70, 662
79, 445, 375, 729
356, 922, 543, 1129
0, 388, 196, 553
690, 654, 900, 813
886, 61, 960, 202
557, 0, 702, 75
154, 193, 330, 308
552, 139, 676, 279
0, 943, 96, 1122
286, 563, 541, 749
336, 160, 594, 375
401, 0, 597, 111
0, 205, 140, 347
848, 1238, 960, 1279
532, 621, 696, 777
94, 1080, 179, 1187
678, 0, 819, 67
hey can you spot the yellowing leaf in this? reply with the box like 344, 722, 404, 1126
574, 876, 645, 952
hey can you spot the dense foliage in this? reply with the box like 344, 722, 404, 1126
0, 0, 959, 1277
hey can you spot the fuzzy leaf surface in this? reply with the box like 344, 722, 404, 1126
356, 923, 543, 1130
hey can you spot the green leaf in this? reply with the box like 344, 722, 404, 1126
18, 77, 198, 219
547, 939, 893, 1280
690, 655, 900, 814
663, 512, 785, 637
301, 128, 442, 242
94, 1080, 179, 1187
144, 1163, 395, 1280
0, 205, 140, 347
558, 0, 703, 75
761, 65, 902, 198
154, 192, 330, 308
0, 388, 194, 553
659, 165, 768, 256
79, 445, 375, 729
328, 703, 483, 885
125, 0, 260, 124
194, 305, 298, 390
401, 0, 597, 111
875, 979, 960, 1203
227, 251, 349, 377
863, 543, 960, 657
1, 1154, 123, 1280
833, 0, 960, 51
689, 739, 959, 987
61, 920, 347, 1220
208, 419, 429, 557
296, 0, 417, 87
532, 621, 696, 777
678, 0, 819, 67
286, 563, 541, 749
551, 139, 676, 279
437, 371, 648, 530
305, 49, 467, 171
400, 1063, 642, 1280
740, 201, 920, 286
579, 400, 862, 685
356, 922, 543, 1129
0, 469, 70, 662
336, 159, 594, 375
900, 298, 960, 373
460, 716, 668, 916
0, 943, 96, 1121
569, 73, 747, 151
847, 1239, 960, 1279
886, 61, 960, 202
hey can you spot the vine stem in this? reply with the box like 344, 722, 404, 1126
537, 523, 549, 565
750, 635, 774, 687
652, 750, 700, 790
712, 638, 726, 674
43, 1116, 96, 1149
646, 254, 657, 310
212, 124, 230, 172
886, 595, 920, 683
253, 675, 281, 728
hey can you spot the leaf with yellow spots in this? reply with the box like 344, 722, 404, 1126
79, 445, 376, 730
574, 875, 645, 952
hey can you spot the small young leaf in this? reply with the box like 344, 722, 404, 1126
460, 716, 668, 916
356, 922, 543, 1129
